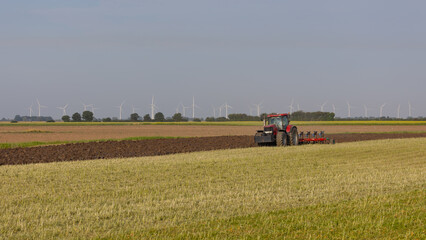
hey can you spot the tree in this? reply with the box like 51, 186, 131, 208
193, 118, 202, 122
14, 115, 22, 121
143, 114, 151, 122
130, 113, 140, 122
82, 111, 94, 122
154, 112, 165, 122
72, 112, 81, 122
62, 115, 70, 122
102, 117, 112, 122
172, 113, 183, 122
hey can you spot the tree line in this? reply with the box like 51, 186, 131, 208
16, 110, 426, 123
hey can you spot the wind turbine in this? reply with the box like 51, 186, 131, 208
318, 101, 327, 112
180, 103, 191, 117
36, 99, 47, 117
28, 104, 33, 117
397, 104, 401, 119
363, 104, 373, 118
81, 102, 92, 111
346, 101, 352, 118
253, 102, 263, 117
150, 96, 158, 119
56, 104, 68, 116
223, 103, 232, 119
132, 105, 139, 114
192, 96, 201, 119
115, 100, 125, 120
91, 104, 99, 115
212, 106, 217, 118
332, 104, 337, 115
288, 99, 294, 114
408, 102, 414, 118
297, 104, 300, 111
379, 103, 386, 118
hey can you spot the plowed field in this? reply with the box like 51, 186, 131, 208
1, 133, 426, 166
2, 125, 426, 143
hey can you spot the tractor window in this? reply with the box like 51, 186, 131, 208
268, 117, 283, 130
283, 117, 289, 127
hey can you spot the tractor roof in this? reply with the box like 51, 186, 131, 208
267, 113, 289, 118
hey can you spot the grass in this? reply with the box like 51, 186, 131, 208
0, 136, 184, 149
1, 120, 426, 126
0, 138, 425, 239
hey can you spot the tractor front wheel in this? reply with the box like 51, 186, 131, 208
276, 131, 288, 146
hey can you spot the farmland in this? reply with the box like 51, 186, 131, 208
3, 133, 426, 165
0, 121, 425, 239
1, 123, 426, 143
0, 138, 425, 239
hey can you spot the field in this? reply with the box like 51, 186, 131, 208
0, 122, 425, 239
2, 123, 426, 144
2, 120, 426, 127
0, 138, 425, 239
3, 133, 426, 165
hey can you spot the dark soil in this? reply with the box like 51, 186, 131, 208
0, 136, 255, 166
1, 133, 425, 166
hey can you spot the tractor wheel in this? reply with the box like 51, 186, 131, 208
276, 131, 288, 146
289, 127, 299, 146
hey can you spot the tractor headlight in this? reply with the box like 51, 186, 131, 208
264, 131, 272, 134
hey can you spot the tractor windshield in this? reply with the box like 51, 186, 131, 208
268, 117, 283, 130
268, 116, 289, 130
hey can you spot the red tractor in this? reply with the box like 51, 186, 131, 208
254, 113, 330, 146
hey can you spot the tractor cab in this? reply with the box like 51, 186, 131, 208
265, 114, 289, 130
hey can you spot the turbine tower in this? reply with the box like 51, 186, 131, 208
397, 104, 401, 119
180, 103, 191, 117
192, 96, 201, 119
223, 103, 232, 119
116, 100, 125, 120
288, 99, 294, 114
28, 104, 33, 117
150, 96, 158, 119
56, 104, 68, 116
408, 102, 414, 118
346, 101, 352, 118
36, 99, 47, 117
379, 103, 386, 118
363, 105, 373, 118
254, 102, 263, 117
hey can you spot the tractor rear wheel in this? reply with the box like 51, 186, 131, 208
276, 131, 288, 146
289, 127, 299, 146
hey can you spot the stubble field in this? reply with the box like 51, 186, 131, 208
0, 138, 425, 239
1, 122, 425, 239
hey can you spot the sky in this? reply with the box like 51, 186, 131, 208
1, 0, 425, 119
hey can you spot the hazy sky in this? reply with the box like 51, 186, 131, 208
1, 0, 425, 119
